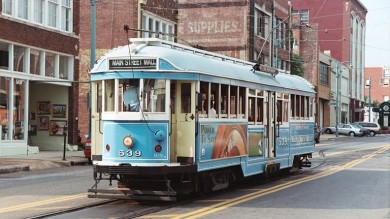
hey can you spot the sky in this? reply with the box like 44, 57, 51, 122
360, 0, 390, 67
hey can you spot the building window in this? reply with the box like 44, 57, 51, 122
45, 52, 55, 77
141, 12, 175, 42
0, 42, 9, 70
17, 0, 28, 20
383, 78, 389, 86
2, 0, 13, 15
14, 45, 26, 73
2, 0, 72, 33
34, 0, 44, 24
319, 62, 329, 85
255, 8, 268, 38
59, 56, 69, 79
30, 49, 42, 75
61, 0, 72, 31
48, 0, 58, 28
300, 10, 309, 23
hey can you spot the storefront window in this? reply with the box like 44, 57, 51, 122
13, 79, 25, 140
0, 42, 9, 70
59, 55, 69, 79
45, 52, 55, 77
14, 45, 26, 73
0, 76, 10, 140
30, 49, 42, 75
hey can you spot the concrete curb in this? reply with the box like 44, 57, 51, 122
0, 164, 30, 174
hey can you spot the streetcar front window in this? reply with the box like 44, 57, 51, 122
120, 79, 140, 112
143, 79, 166, 112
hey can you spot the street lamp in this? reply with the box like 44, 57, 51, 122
335, 62, 340, 137
335, 61, 352, 137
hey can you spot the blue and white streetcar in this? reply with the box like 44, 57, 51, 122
88, 38, 316, 201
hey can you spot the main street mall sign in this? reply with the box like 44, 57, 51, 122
109, 58, 157, 70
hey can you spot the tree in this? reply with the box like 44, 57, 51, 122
290, 53, 304, 77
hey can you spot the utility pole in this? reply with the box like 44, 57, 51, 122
335, 62, 340, 137
368, 77, 371, 122
89, 0, 97, 138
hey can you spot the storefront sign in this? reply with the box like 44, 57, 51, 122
108, 58, 157, 70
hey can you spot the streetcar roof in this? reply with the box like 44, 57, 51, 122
91, 38, 315, 95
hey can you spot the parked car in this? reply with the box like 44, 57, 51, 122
83, 138, 92, 163
352, 124, 370, 136
314, 125, 321, 143
323, 124, 343, 134
352, 122, 381, 136
324, 124, 365, 137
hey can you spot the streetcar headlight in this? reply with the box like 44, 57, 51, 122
123, 135, 135, 148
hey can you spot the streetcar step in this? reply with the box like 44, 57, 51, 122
88, 188, 177, 201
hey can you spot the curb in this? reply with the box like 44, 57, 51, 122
0, 164, 30, 174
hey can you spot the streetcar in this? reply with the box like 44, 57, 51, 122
88, 38, 316, 201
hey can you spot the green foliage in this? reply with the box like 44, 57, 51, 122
364, 96, 379, 107
290, 54, 304, 77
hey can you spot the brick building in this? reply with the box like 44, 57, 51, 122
78, 0, 178, 141
177, 0, 291, 71
364, 67, 390, 104
290, 0, 367, 123
0, 0, 80, 156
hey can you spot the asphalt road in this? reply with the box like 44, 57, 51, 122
0, 135, 389, 219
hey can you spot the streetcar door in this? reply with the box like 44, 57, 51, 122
174, 81, 196, 163
265, 91, 276, 158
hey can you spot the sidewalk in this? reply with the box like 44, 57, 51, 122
0, 150, 90, 174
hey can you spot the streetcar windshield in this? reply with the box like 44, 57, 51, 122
108, 79, 166, 113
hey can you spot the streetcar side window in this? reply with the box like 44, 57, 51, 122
210, 83, 219, 118
230, 85, 238, 118
283, 94, 289, 122
248, 90, 255, 124
199, 82, 208, 117
220, 84, 229, 118
257, 92, 264, 124
238, 87, 246, 119
290, 94, 295, 118
104, 80, 115, 112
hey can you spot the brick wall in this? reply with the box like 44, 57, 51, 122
78, 0, 177, 140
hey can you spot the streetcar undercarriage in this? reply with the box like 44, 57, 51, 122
87, 155, 312, 202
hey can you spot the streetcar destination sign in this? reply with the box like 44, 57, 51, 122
109, 58, 157, 70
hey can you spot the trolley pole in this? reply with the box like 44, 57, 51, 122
62, 125, 68, 161
368, 77, 371, 122
89, 0, 97, 139
335, 62, 340, 137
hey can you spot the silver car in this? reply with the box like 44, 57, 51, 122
324, 124, 364, 137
